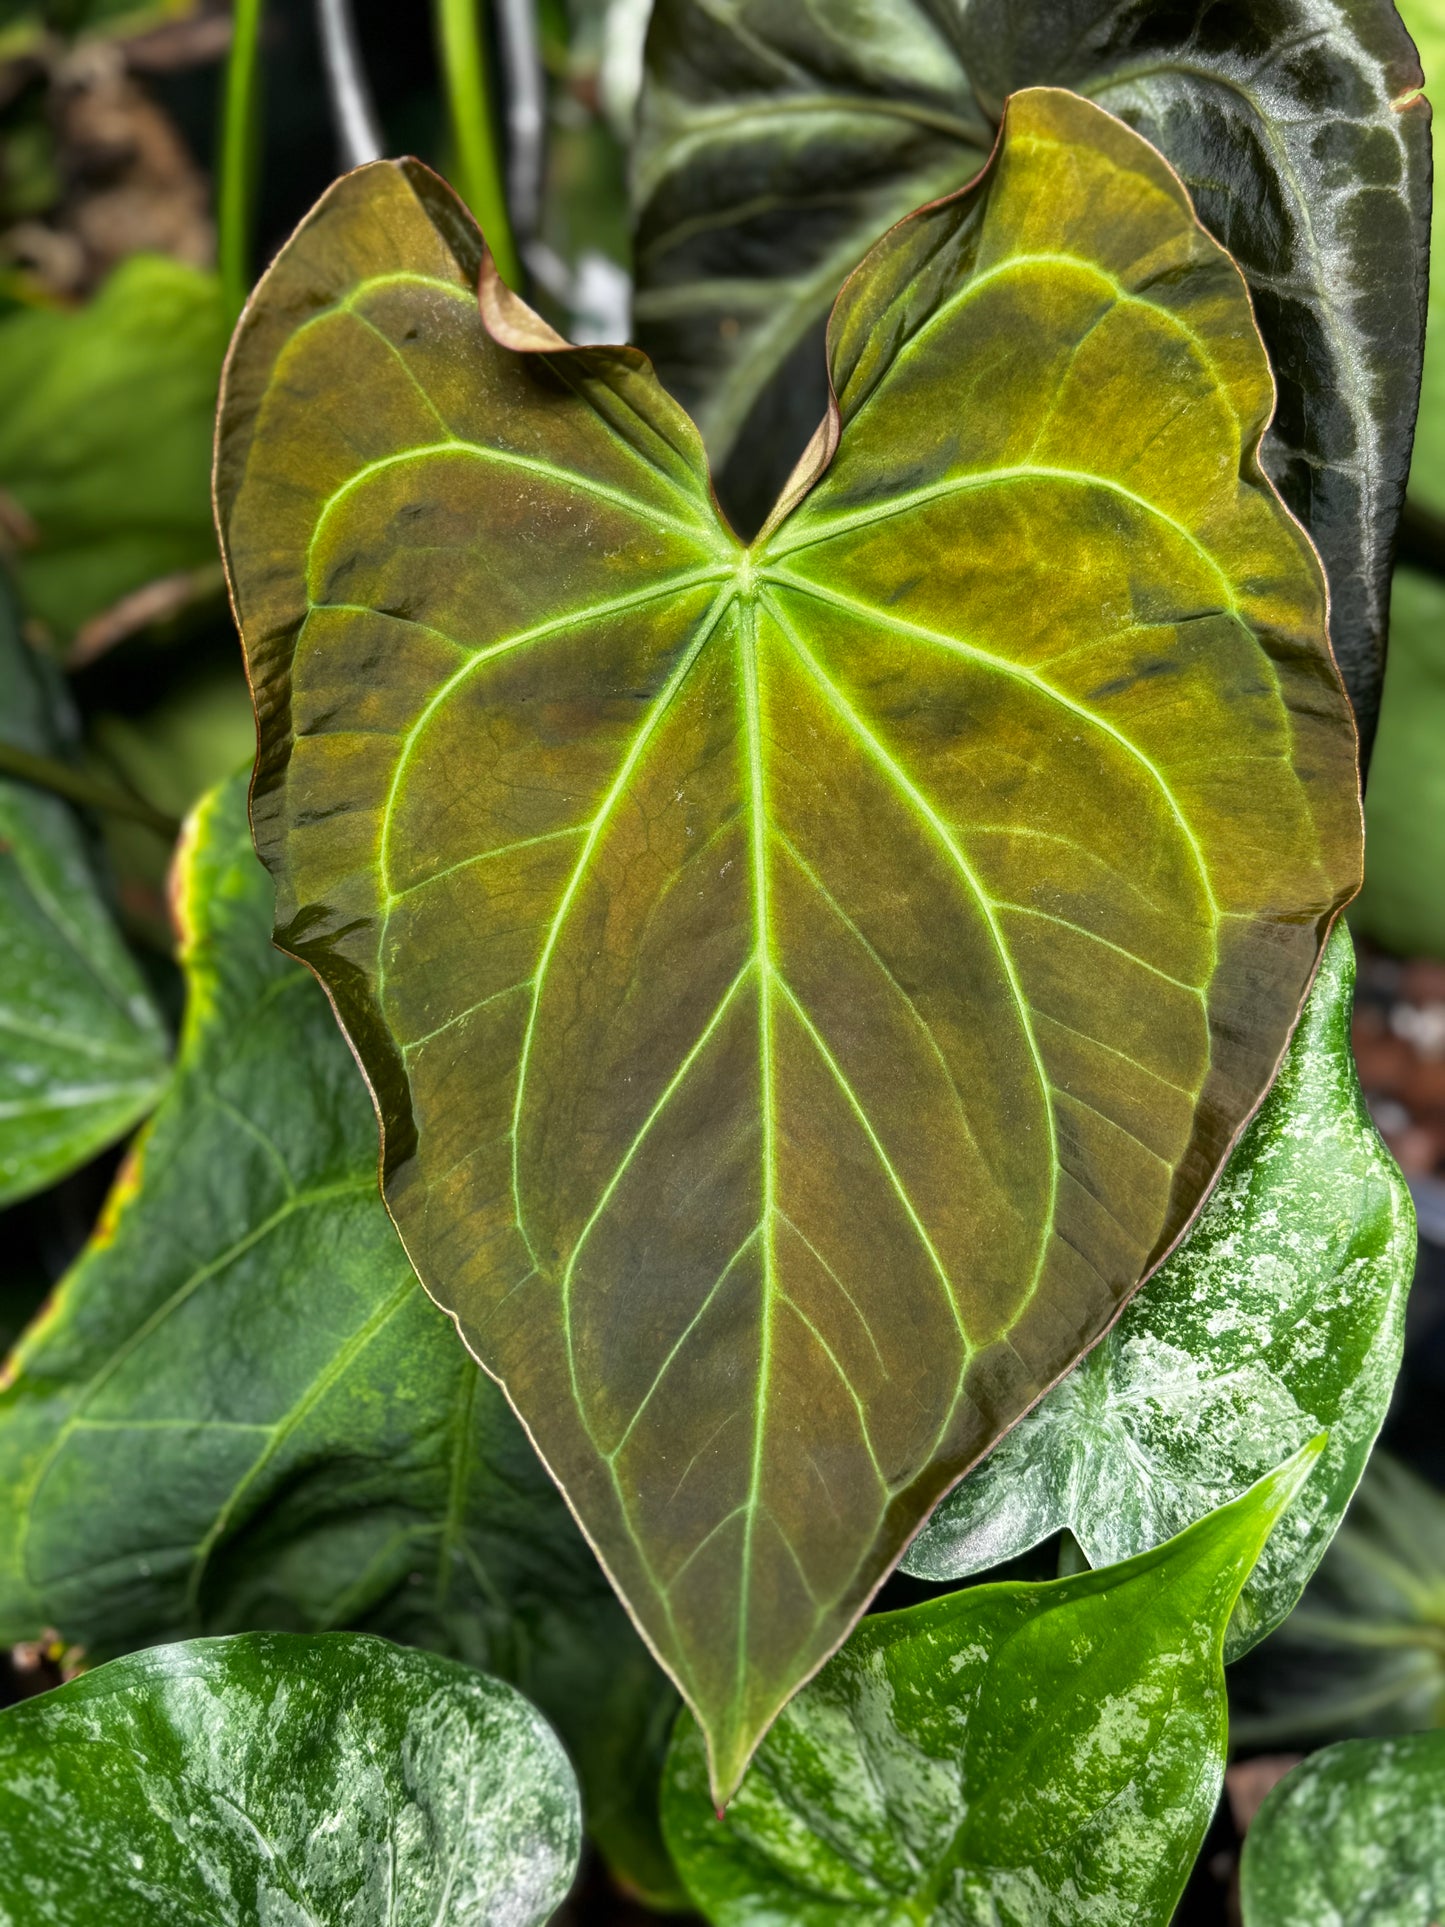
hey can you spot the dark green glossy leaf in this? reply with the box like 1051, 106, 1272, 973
1231, 1450, 1445, 1746
0, 256, 224, 645
635, 0, 1430, 747
0, 772, 680, 1907
906, 922, 1414, 1659
0, 573, 167, 1205
664, 1445, 1319, 1922
1240, 1732, 1445, 1926
0, 1632, 580, 1926
214, 94, 1361, 1799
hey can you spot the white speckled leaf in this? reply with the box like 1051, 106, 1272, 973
0, 1633, 580, 1926
904, 924, 1414, 1658
664, 1448, 1319, 1925
1241, 1732, 1445, 1927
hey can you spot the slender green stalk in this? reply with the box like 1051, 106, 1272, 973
434, 0, 522, 285
0, 743, 180, 840
218, 0, 267, 322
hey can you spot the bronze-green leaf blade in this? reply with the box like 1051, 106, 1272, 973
214, 90, 1362, 1801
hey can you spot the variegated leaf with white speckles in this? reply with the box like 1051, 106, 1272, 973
0, 1634, 580, 1925
905, 923, 1415, 1658
1241, 1732, 1445, 1926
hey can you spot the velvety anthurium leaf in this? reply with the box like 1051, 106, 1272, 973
635, 0, 1430, 747
0, 255, 225, 646
1240, 1732, 1445, 1927
664, 1445, 1319, 1922
214, 92, 1361, 1801
905, 922, 1414, 1660
1231, 1450, 1445, 1748
0, 1632, 580, 1926
0, 773, 680, 1908
0, 572, 167, 1206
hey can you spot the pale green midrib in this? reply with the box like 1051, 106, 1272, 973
762, 568, 1223, 927
207, 1788, 326, 1927
735, 588, 777, 1724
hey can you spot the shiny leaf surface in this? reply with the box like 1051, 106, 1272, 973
664, 1447, 1319, 1923
0, 573, 167, 1205
635, 0, 1430, 746
0, 1632, 581, 1926
0, 256, 225, 645
1240, 1732, 1445, 1926
215, 94, 1361, 1799
906, 923, 1414, 1659
1231, 1450, 1445, 1747
0, 773, 679, 1906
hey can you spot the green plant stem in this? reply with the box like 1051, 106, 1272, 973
0, 743, 180, 840
434, 0, 522, 285
218, 0, 267, 323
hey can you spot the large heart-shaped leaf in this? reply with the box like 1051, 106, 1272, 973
0, 572, 168, 1205
0, 1632, 581, 1926
214, 90, 1361, 1799
635, 0, 1430, 748
905, 922, 1415, 1658
1240, 1732, 1445, 1926
0, 772, 679, 1906
663, 1446, 1319, 1925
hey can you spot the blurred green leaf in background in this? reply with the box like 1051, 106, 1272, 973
0, 572, 167, 1205
1240, 1731, 1445, 1926
0, 254, 224, 648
